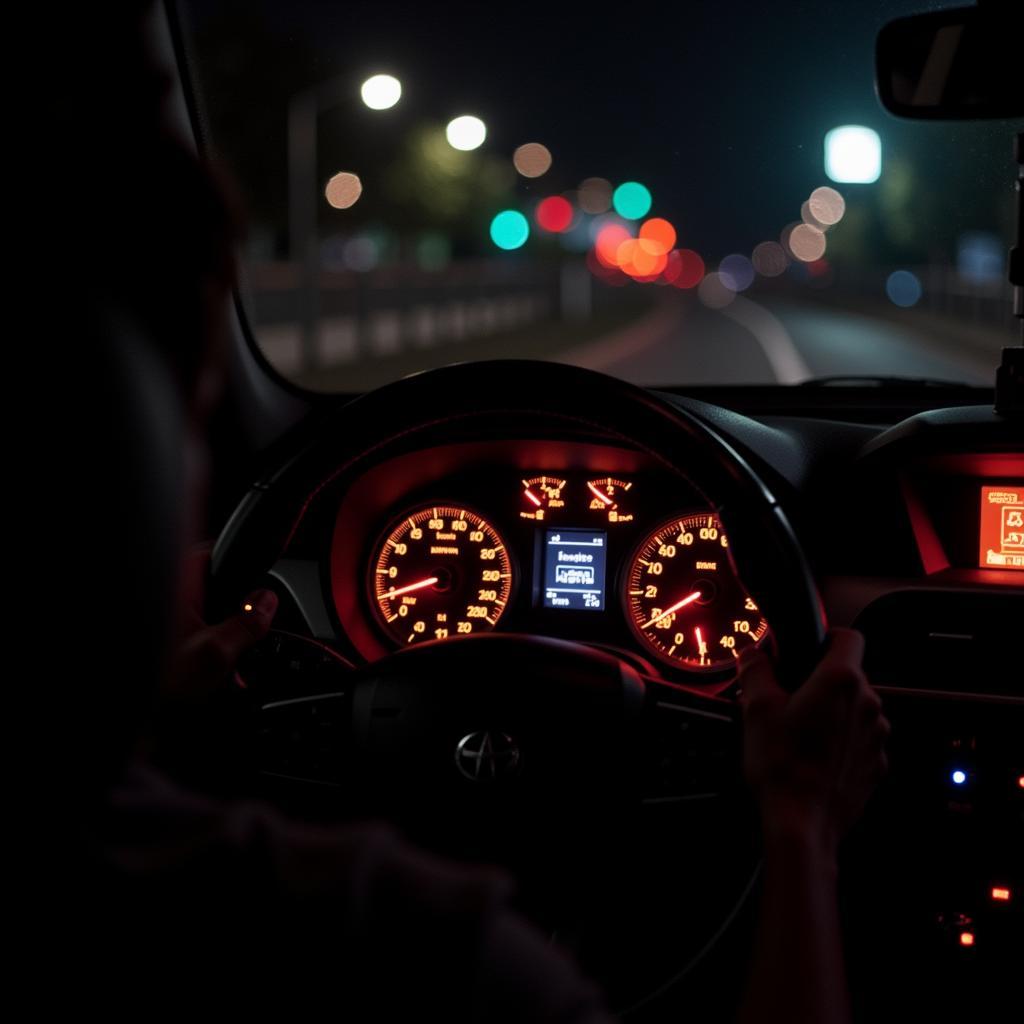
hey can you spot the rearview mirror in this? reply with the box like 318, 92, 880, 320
876, 6, 1023, 120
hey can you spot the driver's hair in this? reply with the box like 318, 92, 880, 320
48, 3, 240, 407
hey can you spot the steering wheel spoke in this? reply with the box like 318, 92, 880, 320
639, 675, 742, 804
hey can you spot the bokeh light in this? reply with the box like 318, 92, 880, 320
360, 74, 402, 110
618, 238, 667, 278
595, 224, 632, 267
325, 172, 363, 209
536, 196, 574, 233
808, 186, 846, 226
752, 241, 788, 277
639, 218, 676, 255
824, 125, 881, 184
801, 200, 828, 231
719, 253, 755, 292
343, 235, 379, 271
886, 269, 923, 307
698, 272, 736, 309
664, 249, 705, 288
446, 115, 487, 151
612, 181, 652, 220
957, 231, 1003, 283
513, 143, 552, 178
490, 210, 529, 250
579, 177, 613, 214
415, 232, 451, 271
788, 223, 827, 262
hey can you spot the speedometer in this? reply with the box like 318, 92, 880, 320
624, 512, 768, 671
370, 505, 513, 647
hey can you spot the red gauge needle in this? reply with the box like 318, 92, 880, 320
640, 590, 701, 630
384, 576, 439, 600
588, 481, 614, 505
524, 488, 542, 507
696, 626, 708, 655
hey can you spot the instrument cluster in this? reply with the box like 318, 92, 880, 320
329, 440, 770, 685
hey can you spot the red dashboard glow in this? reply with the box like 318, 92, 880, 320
978, 485, 1024, 571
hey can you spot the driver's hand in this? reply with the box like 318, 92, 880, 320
144, 549, 278, 789
738, 628, 889, 855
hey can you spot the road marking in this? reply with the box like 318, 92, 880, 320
717, 295, 810, 383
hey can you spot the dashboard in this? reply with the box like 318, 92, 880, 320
209, 370, 1022, 1015
218, 388, 1022, 702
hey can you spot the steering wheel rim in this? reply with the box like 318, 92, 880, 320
211, 360, 827, 1012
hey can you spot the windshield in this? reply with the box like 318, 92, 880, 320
181, 1, 1021, 392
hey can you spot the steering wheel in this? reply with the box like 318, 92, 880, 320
209, 360, 826, 1013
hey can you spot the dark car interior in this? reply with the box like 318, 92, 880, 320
44, 3, 1021, 1021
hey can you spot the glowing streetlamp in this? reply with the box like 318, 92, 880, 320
360, 74, 402, 110
824, 125, 882, 184
446, 115, 487, 151
288, 73, 403, 367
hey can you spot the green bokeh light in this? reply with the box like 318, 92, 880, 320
490, 209, 530, 250
612, 181, 652, 220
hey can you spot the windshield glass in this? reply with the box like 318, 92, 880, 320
181, 1, 1021, 392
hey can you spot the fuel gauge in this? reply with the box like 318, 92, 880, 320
586, 477, 634, 523
520, 476, 567, 521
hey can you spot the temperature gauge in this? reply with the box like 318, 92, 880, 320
586, 477, 634, 523
521, 476, 566, 521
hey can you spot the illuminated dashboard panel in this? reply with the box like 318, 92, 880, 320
979, 485, 1024, 571
326, 439, 765, 682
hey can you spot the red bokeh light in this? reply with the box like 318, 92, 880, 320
536, 196, 573, 233
664, 249, 705, 289
595, 224, 631, 267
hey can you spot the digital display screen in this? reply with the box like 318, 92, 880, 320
979, 485, 1024, 570
543, 529, 606, 610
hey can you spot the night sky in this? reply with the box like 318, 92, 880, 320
186, 0, 1021, 262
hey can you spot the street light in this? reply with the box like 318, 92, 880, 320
360, 74, 402, 110
288, 75, 402, 369
445, 115, 487, 151
824, 125, 882, 184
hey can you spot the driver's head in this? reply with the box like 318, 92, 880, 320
48, 3, 239, 807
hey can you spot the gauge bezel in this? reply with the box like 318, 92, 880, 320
620, 509, 769, 678
365, 500, 518, 649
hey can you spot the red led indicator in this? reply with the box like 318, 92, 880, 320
959, 931, 975, 947
1018, 775, 1024, 789
978, 485, 1024, 570
991, 887, 1011, 902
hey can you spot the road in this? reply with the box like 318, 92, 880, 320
557, 292, 1009, 387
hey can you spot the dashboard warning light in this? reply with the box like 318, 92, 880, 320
991, 887, 1011, 902
951, 769, 967, 786
959, 931, 975, 947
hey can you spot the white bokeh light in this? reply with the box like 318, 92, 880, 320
824, 125, 881, 184
446, 115, 487, 151
360, 74, 402, 110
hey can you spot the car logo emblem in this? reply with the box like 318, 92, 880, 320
455, 731, 520, 781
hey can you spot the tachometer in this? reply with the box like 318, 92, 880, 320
370, 505, 513, 646
624, 512, 768, 671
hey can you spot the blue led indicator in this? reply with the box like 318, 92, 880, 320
951, 770, 967, 786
